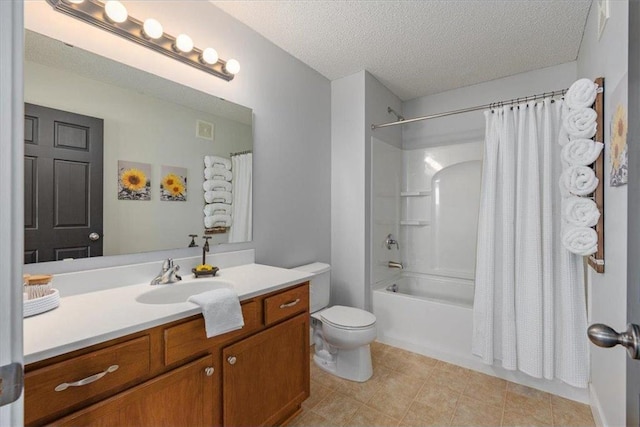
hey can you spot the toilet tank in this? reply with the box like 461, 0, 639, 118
291, 262, 331, 313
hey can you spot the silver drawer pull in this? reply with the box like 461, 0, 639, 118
280, 298, 300, 309
227, 356, 237, 365
54, 365, 119, 392
205, 367, 215, 376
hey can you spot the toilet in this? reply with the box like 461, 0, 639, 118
292, 262, 377, 382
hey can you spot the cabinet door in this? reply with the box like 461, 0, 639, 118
53, 355, 215, 427
222, 313, 309, 427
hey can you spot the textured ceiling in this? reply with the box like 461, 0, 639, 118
212, 1, 592, 101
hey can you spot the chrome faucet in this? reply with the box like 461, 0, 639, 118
388, 261, 404, 269
150, 258, 182, 285
385, 234, 399, 250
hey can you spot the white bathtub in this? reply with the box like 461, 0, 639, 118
372, 273, 475, 363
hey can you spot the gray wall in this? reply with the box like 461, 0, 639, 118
577, 1, 629, 426
331, 70, 401, 309
24, 1, 331, 272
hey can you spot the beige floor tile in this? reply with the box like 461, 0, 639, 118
381, 347, 417, 372
414, 383, 459, 411
550, 396, 595, 427
463, 371, 507, 407
450, 395, 503, 427
312, 392, 363, 425
303, 380, 333, 410
506, 383, 553, 403
400, 400, 456, 427
427, 368, 470, 394
335, 371, 386, 404
436, 361, 473, 377
310, 361, 348, 390
345, 405, 400, 427
503, 392, 553, 426
289, 409, 337, 427
367, 372, 425, 421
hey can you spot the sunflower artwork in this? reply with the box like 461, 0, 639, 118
610, 76, 628, 187
118, 160, 151, 200
160, 166, 187, 202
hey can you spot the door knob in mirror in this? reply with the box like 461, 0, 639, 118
588, 323, 640, 360
89, 232, 100, 241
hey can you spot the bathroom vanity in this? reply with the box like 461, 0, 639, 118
23, 262, 311, 427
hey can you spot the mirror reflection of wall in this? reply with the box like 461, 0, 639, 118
24, 31, 253, 263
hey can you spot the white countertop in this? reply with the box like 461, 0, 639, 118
23, 263, 313, 365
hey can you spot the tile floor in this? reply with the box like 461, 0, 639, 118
291, 342, 595, 427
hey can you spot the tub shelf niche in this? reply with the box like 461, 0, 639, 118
400, 190, 431, 197
400, 220, 430, 226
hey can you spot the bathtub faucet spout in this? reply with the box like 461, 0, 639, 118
388, 261, 404, 269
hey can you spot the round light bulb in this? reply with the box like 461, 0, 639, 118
143, 18, 163, 39
174, 34, 194, 53
66, 0, 85, 4
104, 1, 128, 23
200, 48, 219, 65
225, 59, 240, 74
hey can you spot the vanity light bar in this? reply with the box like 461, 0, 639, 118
46, 0, 237, 81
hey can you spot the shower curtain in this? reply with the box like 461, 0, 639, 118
472, 99, 589, 388
229, 153, 252, 243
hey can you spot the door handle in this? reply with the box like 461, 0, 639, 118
588, 323, 640, 359
89, 232, 100, 241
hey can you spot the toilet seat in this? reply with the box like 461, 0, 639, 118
319, 305, 376, 330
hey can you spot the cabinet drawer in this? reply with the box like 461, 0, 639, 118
264, 283, 309, 326
25, 336, 150, 426
164, 300, 260, 366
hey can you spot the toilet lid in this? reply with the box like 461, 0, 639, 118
320, 305, 376, 329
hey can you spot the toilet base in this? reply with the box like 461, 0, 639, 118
313, 345, 373, 382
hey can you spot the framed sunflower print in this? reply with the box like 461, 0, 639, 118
610, 74, 628, 186
118, 160, 151, 200
160, 165, 188, 202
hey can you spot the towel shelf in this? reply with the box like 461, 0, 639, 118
588, 77, 605, 273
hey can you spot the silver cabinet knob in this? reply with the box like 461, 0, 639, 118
204, 367, 214, 376
89, 232, 100, 241
588, 323, 640, 359
227, 356, 237, 365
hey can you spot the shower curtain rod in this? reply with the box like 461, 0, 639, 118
371, 88, 568, 130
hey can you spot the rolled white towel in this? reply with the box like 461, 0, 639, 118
565, 79, 598, 110
563, 108, 597, 139
204, 155, 231, 170
204, 203, 231, 216
204, 214, 232, 229
561, 138, 604, 166
563, 196, 600, 227
559, 165, 599, 196
562, 225, 598, 256
204, 190, 232, 204
204, 166, 232, 181
203, 179, 232, 192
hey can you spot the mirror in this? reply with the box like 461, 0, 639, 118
24, 30, 253, 264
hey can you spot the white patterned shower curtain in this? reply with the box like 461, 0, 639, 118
472, 99, 589, 388
229, 153, 252, 243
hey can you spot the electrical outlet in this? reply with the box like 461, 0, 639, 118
598, 0, 609, 41
196, 120, 214, 140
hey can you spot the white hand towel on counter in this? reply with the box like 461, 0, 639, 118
204, 155, 232, 170
559, 165, 599, 196
187, 288, 244, 338
204, 166, 232, 182
204, 190, 232, 204
563, 196, 600, 227
203, 179, 232, 192
563, 108, 597, 139
561, 138, 603, 166
562, 226, 598, 256
565, 79, 598, 110
204, 214, 232, 229
204, 203, 231, 216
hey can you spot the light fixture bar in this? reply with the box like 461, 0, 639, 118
46, 0, 235, 81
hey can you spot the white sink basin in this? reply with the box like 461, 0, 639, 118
136, 280, 234, 304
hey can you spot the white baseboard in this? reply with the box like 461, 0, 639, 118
589, 384, 605, 427
376, 336, 590, 404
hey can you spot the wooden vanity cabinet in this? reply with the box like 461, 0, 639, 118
24, 282, 310, 427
